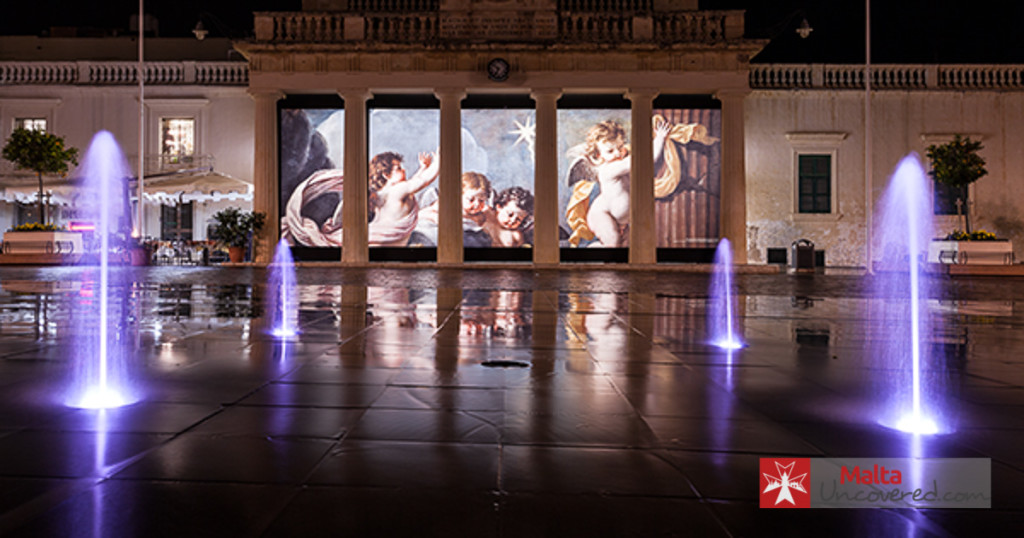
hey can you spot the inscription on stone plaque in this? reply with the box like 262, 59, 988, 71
440, 11, 556, 40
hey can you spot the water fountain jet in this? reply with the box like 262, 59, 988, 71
268, 238, 299, 338
65, 131, 139, 409
709, 238, 745, 349
872, 154, 946, 435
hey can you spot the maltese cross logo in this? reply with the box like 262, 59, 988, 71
759, 458, 811, 508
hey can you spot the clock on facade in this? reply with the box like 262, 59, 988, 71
487, 58, 510, 82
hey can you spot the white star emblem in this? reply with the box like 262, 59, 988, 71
762, 461, 808, 506
509, 116, 536, 159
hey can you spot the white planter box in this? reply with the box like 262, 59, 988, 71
1, 231, 83, 254
928, 240, 1014, 265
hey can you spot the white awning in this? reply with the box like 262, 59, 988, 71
1, 168, 253, 206
140, 169, 253, 205
0, 181, 77, 206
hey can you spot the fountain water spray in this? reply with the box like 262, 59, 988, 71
67, 131, 139, 409
709, 238, 744, 349
268, 238, 299, 338
872, 154, 945, 435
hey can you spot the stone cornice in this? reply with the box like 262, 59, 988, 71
237, 46, 763, 76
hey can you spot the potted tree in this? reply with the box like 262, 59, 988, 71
925, 135, 1011, 264
208, 207, 266, 263
926, 134, 987, 234
2, 127, 79, 226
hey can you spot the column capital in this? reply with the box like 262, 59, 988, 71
530, 88, 563, 101
247, 88, 285, 102
338, 88, 373, 103
625, 88, 659, 102
434, 87, 467, 101
713, 88, 751, 102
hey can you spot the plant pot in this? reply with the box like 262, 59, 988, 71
227, 246, 246, 263
927, 239, 1013, 265
2, 231, 83, 254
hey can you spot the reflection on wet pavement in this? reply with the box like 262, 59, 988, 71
0, 266, 1023, 536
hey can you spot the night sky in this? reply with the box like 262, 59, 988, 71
2, 1, 1022, 63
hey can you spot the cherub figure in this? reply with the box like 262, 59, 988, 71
366, 150, 439, 246
417, 171, 494, 247
481, 186, 534, 247
565, 118, 671, 247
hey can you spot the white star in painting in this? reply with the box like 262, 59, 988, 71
509, 116, 536, 159
762, 461, 808, 506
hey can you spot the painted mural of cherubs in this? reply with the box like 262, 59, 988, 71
565, 118, 671, 247
366, 149, 440, 246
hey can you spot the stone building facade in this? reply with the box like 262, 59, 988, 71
237, 0, 763, 264
0, 37, 253, 241
747, 64, 1024, 267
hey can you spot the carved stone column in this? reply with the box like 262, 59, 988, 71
435, 88, 466, 264
340, 89, 371, 263
715, 89, 749, 264
249, 89, 284, 264
531, 88, 562, 265
626, 88, 658, 265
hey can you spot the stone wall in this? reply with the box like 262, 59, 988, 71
746, 74, 1024, 267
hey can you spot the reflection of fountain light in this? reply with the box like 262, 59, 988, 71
67, 131, 139, 409
76, 387, 134, 410
268, 239, 299, 338
894, 414, 940, 435
872, 154, 946, 435
724, 349, 735, 391
709, 239, 745, 349
92, 409, 109, 536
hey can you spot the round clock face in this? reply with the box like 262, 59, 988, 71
487, 58, 510, 82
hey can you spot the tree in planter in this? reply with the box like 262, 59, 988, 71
209, 207, 266, 261
2, 128, 79, 225
926, 134, 987, 234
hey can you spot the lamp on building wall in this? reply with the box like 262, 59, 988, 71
192, 21, 208, 41
191, 12, 238, 41
796, 18, 813, 39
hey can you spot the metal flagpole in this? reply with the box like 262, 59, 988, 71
864, 0, 873, 273
136, 0, 145, 238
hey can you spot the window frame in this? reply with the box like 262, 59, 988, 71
159, 117, 197, 163
785, 132, 847, 220
796, 153, 833, 214
14, 118, 47, 131
2, 98, 60, 140
145, 98, 209, 172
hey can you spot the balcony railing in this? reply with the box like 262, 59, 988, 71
254, 10, 744, 44
751, 64, 1024, 91
145, 154, 215, 176
0, 61, 248, 86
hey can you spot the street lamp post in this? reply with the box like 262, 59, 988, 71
136, 0, 145, 238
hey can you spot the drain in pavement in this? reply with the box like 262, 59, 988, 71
480, 359, 530, 368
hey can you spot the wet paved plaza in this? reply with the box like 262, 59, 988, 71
0, 265, 1022, 537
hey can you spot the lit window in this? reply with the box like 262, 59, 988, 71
797, 154, 831, 214
160, 118, 195, 161
15, 118, 46, 131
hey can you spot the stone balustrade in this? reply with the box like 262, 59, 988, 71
0, 62, 77, 85
0, 61, 248, 86
253, 10, 743, 44
752, 64, 1024, 91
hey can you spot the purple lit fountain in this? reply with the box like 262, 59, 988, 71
872, 154, 947, 434
709, 238, 744, 349
66, 131, 139, 409
268, 238, 299, 338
